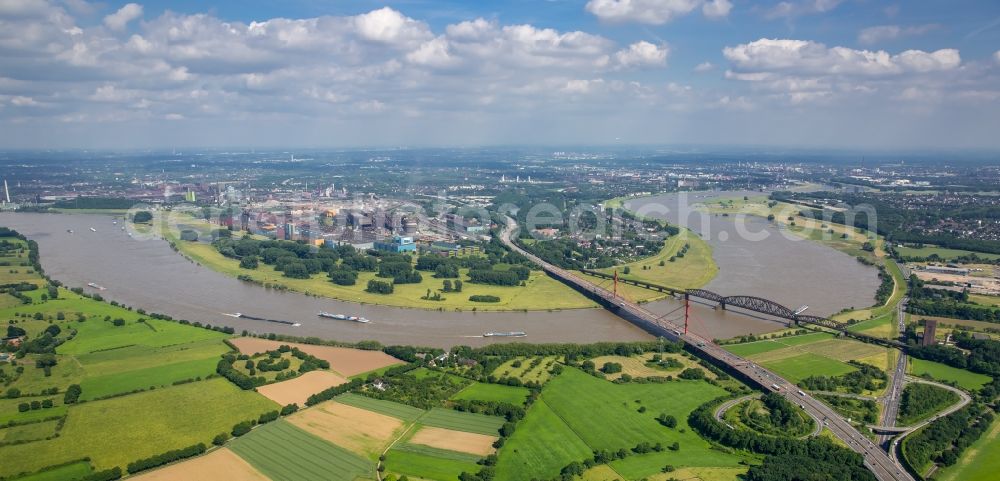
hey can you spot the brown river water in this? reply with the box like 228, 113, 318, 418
0, 193, 878, 347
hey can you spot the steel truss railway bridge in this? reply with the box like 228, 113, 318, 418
579, 269, 903, 349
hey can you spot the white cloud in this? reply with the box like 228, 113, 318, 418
995, 50, 1000, 64
10, 95, 38, 106
857, 24, 939, 46
585, 0, 725, 25
406, 37, 457, 68
702, 0, 732, 19
764, 0, 842, 20
353, 7, 430, 46
694, 61, 714, 72
723, 39, 960, 76
613, 41, 669, 69
104, 3, 142, 32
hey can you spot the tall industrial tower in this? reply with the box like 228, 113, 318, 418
3, 179, 9, 203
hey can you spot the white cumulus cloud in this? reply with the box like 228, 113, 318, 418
104, 3, 142, 32
723, 38, 960, 76
614, 41, 669, 69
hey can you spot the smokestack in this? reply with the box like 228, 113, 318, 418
3, 179, 9, 203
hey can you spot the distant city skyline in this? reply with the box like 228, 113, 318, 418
0, 0, 999, 149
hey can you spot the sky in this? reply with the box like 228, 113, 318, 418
1, 0, 999, 150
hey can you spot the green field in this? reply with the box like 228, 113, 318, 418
896, 245, 1000, 261
594, 228, 718, 300
934, 414, 1000, 481
760, 352, 857, 383
420, 408, 506, 435
230, 419, 374, 481
0, 379, 278, 477
451, 382, 530, 405
78, 356, 220, 400
494, 367, 742, 481
57, 315, 227, 355
0, 419, 61, 443
334, 393, 425, 422
384, 443, 482, 481
908, 358, 992, 391
11, 461, 93, 481
493, 399, 592, 481
723, 333, 836, 357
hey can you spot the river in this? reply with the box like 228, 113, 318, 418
1, 193, 878, 346
627, 190, 880, 337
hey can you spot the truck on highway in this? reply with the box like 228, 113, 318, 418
771, 383, 781, 391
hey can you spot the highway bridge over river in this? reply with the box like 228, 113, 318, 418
578, 269, 904, 349
500, 217, 915, 481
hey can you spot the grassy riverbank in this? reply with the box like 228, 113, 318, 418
593, 228, 718, 302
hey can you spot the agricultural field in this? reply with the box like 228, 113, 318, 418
0, 379, 278, 478
228, 337, 403, 377
908, 358, 992, 391
10, 461, 93, 481
723, 332, 889, 384
969, 293, 1000, 307
451, 382, 530, 405
334, 393, 425, 421
288, 400, 404, 458
0, 230, 284, 480
419, 407, 506, 435
383, 444, 482, 481
491, 356, 559, 384
590, 352, 703, 380
130, 448, 269, 481
255, 370, 349, 406
896, 245, 1000, 261
229, 419, 374, 481
494, 367, 747, 481
409, 426, 498, 456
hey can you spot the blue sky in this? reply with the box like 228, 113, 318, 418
1, 0, 999, 149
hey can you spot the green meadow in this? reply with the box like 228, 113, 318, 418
908, 358, 992, 391
494, 367, 744, 481
451, 382, 531, 405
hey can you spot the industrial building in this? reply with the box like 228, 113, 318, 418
374, 235, 416, 253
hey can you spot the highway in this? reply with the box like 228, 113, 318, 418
500, 217, 916, 481
879, 297, 909, 447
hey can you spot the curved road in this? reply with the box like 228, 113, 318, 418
714, 394, 823, 439
500, 216, 915, 481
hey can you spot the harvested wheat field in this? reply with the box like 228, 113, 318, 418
287, 401, 404, 457
130, 448, 269, 481
408, 426, 499, 456
229, 337, 403, 376
256, 370, 348, 407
